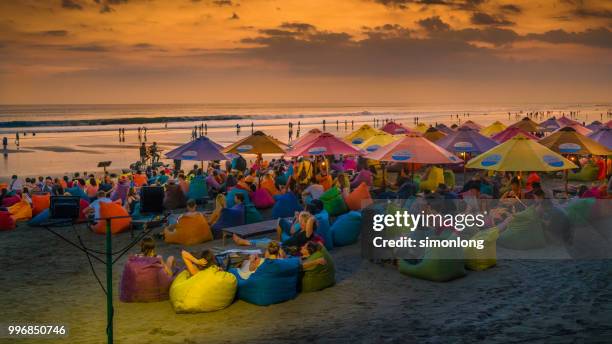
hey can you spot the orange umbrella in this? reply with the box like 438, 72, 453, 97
554, 123, 592, 136
223, 131, 287, 154
539, 127, 609, 156
365, 133, 460, 164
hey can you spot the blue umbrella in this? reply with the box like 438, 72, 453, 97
165, 136, 227, 161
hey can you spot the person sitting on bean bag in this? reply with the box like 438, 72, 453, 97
137, 236, 174, 276
181, 248, 218, 277
211, 192, 246, 238
234, 241, 286, 280
207, 194, 226, 227
163, 199, 212, 245
300, 241, 334, 292
316, 169, 333, 191
261, 171, 280, 196
163, 179, 186, 210
83, 190, 112, 223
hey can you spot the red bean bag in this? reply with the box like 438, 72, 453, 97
2, 195, 21, 207
93, 201, 131, 234
78, 199, 90, 223
251, 188, 275, 209
32, 193, 51, 216
120, 256, 174, 303
343, 182, 373, 210
0, 211, 16, 231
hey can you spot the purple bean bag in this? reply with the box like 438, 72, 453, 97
1, 195, 21, 208
251, 188, 275, 209
120, 256, 174, 303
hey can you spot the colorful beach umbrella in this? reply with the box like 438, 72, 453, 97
588, 127, 612, 149
435, 123, 454, 135
435, 127, 498, 155
365, 133, 460, 164
165, 136, 227, 161
344, 124, 380, 145
491, 126, 539, 143
480, 121, 507, 137
466, 134, 577, 172
358, 132, 401, 153
539, 117, 561, 132
423, 127, 447, 142
413, 122, 429, 134
586, 121, 603, 132
223, 131, 287, 154
460, 120, 482, 130
510, 117, 541, 133
554, 123, 592, 136
557, 116, 580, 127
286, 133, 361, 157
380, 121, 410, 135
539, 127, 610, 156
292, 128, 322, 148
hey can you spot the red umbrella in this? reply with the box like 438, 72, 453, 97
286, 133, 361, 157
380, 121, 410, 135
291, 128, 322, 148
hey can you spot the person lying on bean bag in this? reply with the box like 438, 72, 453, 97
163, 199, 213, 246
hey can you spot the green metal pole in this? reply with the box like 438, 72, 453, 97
106, 218, 113, 344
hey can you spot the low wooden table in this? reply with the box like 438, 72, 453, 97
222, 219, 280, 246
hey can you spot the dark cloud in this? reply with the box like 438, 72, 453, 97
471, 12, 515, 26
499, 4, 522, 13
229, 12, 240, 20
373, 0, 485, 10
417, 16, 451, 32
526, 27, 612, 48
64, 44, 108, 52
279, 22, 316, 32
212, 0, 233, 6
132, 43, 155, 49
39, 30, 69, 36
94, 0, 128, 13
573, 8, 612, 19
61, 0, 82, 10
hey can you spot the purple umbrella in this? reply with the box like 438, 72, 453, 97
165, 136, 227, 161
436, 127, 498, 155
586, 121, 603, 132
539, 117, 560, 132
435, 123, 454, 135
588, 127, 612, 149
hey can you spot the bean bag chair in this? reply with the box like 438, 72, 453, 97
187, 175, 208, 201
596, 159, 606, 180
330, 211, 362, 246
564, 197, 596, 227
31, 193, 51, 216
464, 228, 499, 271
226, 188, 251, 208
343, 182, 373, 211
8, 200, 32, 222
343, 158, 357, 171
261, 178, 280, 196
398, 241, 466, 282
271, 192, 303, 219
498, 206, 546, 250
443, 169, 455, 189
211, 205, 245, 238
419, 166, 444, 192
568, 163, 599, 182
163, 184, 186, 210
165, 212, 212, 246
0, 211, 16, 231
28, 208, 49, 226
66, 186, 88, 200
319, 186, 348, 217
301, 247, 335, 292
120, 256, 174, 303
170, 268, 237, 313
251, 188, 275, 209
1, 195, 21, 208
93, 201, 131, 234
231, 258, 300, 306
132, 174, 148, 187
245, 204, 263, 224
315, 210, 333, 250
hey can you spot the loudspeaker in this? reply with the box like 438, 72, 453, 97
50, 196, 81, 220
140, 186, 164, 213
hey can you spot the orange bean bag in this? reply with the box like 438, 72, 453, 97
344, 182, 373, 210
133, 174, 148, 187
8, 200, 32, 222
165, 213, 212, 246
32, 193, 51, 216
317, 175, 333, 191
261, 178, 280, 196
94, 201, 132, 234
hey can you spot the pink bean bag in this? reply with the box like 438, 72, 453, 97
251, 188, 275, 209
1, 195, 21, 208
120, 256, 175, 303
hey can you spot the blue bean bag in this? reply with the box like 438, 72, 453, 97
330, 211, 362, 246
187, 176, 208, 200
245, 204, 263, 224
226, 188, 251, 208
212, 205, 245, 238
271, 192, 303, 219
230, 258, 300, 306
66, 186, 88, 200
28, 208, 50, 227
315, 210, 333, 250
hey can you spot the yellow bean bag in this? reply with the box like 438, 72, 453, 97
420, 166, 444, 192
164, 213, 212, 246
8, 200, 32, 222
464, 227, 499, 271
170, 268, 237, 313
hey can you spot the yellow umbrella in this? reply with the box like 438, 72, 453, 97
344, 124, 381, 145
413, 122, 429, 133
358, 132, 402, 152
423, 127, 447, 142
466, 134, 577, 172
539, 127, 610, 156
510, 117, 541, 133
223, 131, 287, 154
480, 121, 507, 137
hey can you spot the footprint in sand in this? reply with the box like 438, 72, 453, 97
148, 327, 179, 336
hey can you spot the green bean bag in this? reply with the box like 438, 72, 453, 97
568, 163, 599, 182
564, 197, 596, 227
498, 206, 546, 250
169, 268, 237, 313
301, 247, 335, 292
464, 228, 499, 271
319, 186, 348, 217
443, 169, 455, 189
398, 235, 466, 282
245, 203, 263, 224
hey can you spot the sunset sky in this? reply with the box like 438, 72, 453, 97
0, 0, 610, 104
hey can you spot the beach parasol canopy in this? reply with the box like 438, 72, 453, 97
588, 127, 612, 149
510, 117, 541, 133
380, 121, 410, 135
539, 127, 610, 156
435, 123, 454, 135
413, 122, 429, 133
292, 128, 322, 148
435, 127, 498, 155
557, 116, 580, 127
554, 123, 592, 136
223, 130, 287, 154
344, 124, 380, 145
365, 133, 460, 164
606, 120, 612, 129
466, 134, 577, 172
480, 121, 507, 137
286, 132, 361, 157
586, 121, 603, 132
423, 127, 447, 142
165, 136, 227, 161
460, 120, 482, 131
539, 117, 561, 132
491, 126, 539, 143
358, 132, 401, 153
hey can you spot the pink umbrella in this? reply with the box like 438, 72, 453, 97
554, 123, 592, 136
286, 133, 361, 157
291, 128, 322, 148
491, 127, 539, 143
557, 116, 580, 127
380, 121, 410, 135
365, 133, 460, 164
